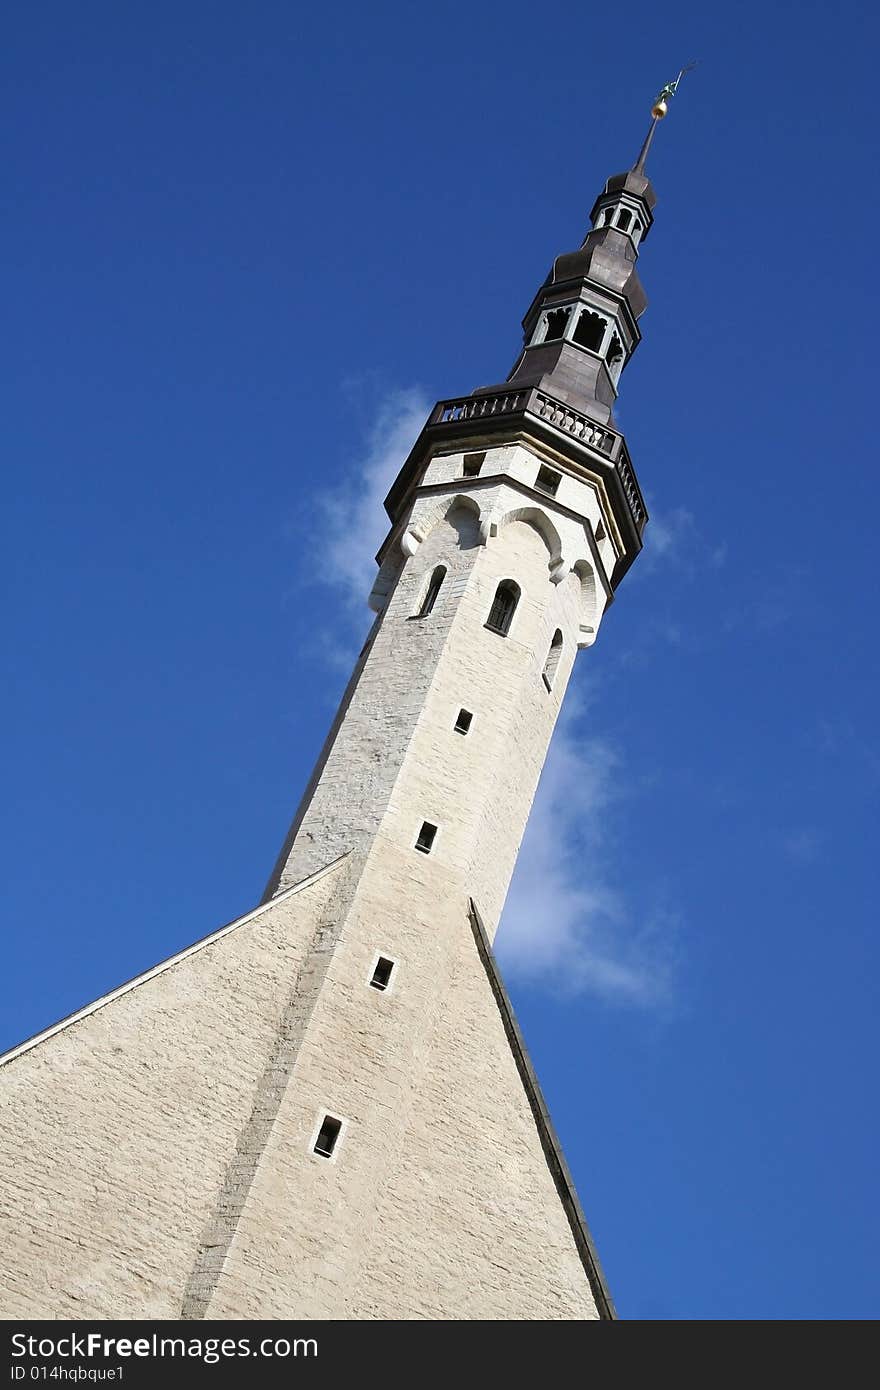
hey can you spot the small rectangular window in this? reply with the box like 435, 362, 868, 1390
463, 452, 485, 477
313, 1114, 342, 1159
369, 956, 395, 991
415, 821, 437, 854
535, 465, 561, 496
454, 709, 473, 735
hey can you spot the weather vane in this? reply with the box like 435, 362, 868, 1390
633, 62, 697, 173
651, 62, 698, 119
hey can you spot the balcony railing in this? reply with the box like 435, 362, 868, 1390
532, 393, 615, 455
437, 392, 527, 423
429, 388, 646, 534
613, 447, 645, 533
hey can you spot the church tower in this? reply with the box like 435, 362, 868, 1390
0, 91, 684, 1321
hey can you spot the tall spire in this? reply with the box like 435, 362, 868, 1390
469, 80, 698, 430
633, 64, 696, 173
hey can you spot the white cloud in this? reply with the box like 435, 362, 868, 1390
645, 504, 696, 565
636, 501, 727, 580
781, 827, 824, 864
316, 386, 432, 611
495, 703, 678, 1006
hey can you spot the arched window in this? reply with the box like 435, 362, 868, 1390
616, 208, 632, 232
485, 580, 520, 637
543, 306, 572, 341
413, 565, 446, 618
542, 629, 563, 690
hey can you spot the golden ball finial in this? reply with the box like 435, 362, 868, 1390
651, 96, 668, 120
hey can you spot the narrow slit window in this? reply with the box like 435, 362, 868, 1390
572, 309, 605, 352
535, 465, 561, 496
313, 1114, 342, 1159
542, 629, 564, 691
412, 564, 446, 619
454, 708, 473, 735
463, 452, 485, 477
415, 821, 437, 854
369, 956, 395, 991
485, 580, 520, 637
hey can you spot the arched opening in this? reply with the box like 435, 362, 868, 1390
485, 580, 520, 637
542, 629, 564, 690
543, 306, 572, 341
495, 506, 564, 573
413, 565, 446, 618
572, 560, 599, 647
572, 308, 606, 353
616, 208, 632, 232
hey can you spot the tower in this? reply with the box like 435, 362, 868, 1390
0, 92, 682, 1321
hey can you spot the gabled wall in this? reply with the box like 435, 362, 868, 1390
0, 860, 346, 1319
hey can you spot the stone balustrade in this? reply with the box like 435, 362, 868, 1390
430, 389, 647, 535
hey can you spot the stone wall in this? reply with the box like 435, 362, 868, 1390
0, 849, 606, 1319
0, 861, 345, 1319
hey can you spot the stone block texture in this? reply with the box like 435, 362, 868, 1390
0, 862, 344, 1319
268, 448, 610, 937
0, 853, 605, 1319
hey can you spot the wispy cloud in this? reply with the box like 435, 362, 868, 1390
780, 826, 825, 864
637, 501, 727, 579
804, 718, 880, 788
719, 565, 806, 637
645, 504, 697, 567
297, 385, 432, 677
495, 703, 679, 1006
316, 386, 432, 612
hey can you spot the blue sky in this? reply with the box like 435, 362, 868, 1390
2, 2, 878, 1320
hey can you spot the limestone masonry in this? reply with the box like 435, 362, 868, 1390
0, 113, 679, 1319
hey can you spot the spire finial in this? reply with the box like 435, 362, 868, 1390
632, 63, 697, 174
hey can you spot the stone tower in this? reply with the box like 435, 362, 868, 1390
0, 105, 675, 1320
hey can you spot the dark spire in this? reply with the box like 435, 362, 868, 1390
469, 76, 694, 425
632, 118, 660, 175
